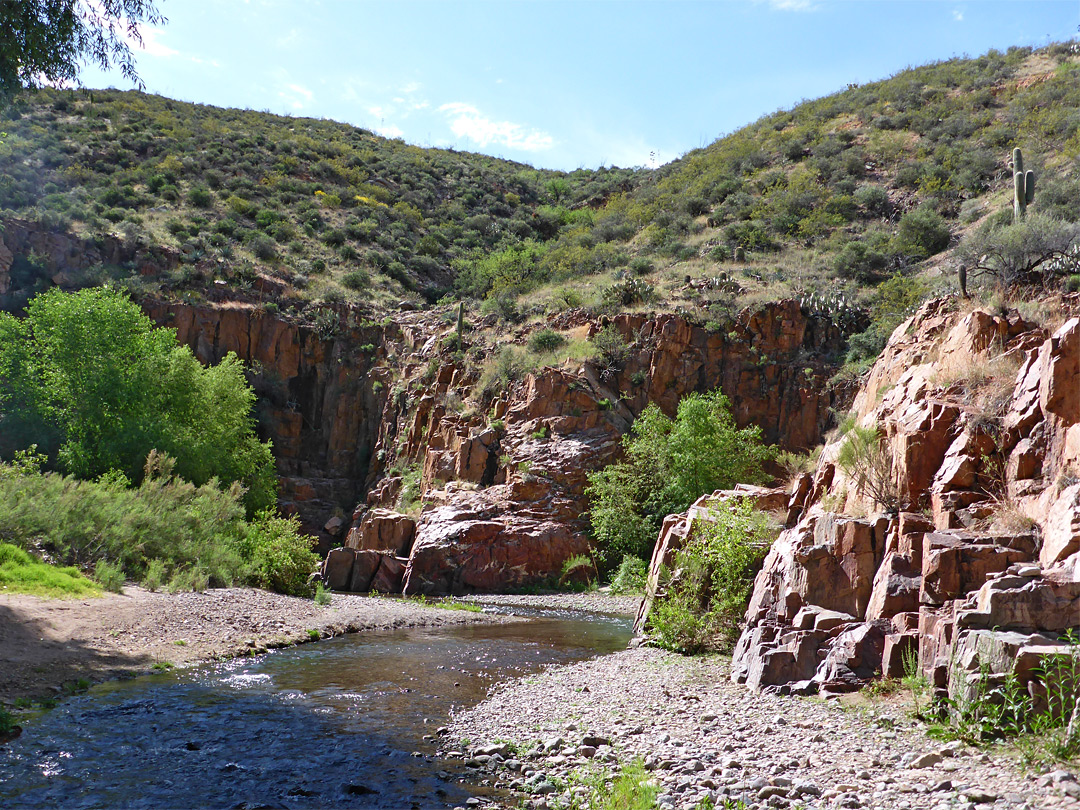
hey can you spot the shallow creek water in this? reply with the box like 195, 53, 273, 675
0, 607, 631, 809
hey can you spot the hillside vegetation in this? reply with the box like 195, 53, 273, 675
1, 44, 1078, 338
0, 88, 634, 307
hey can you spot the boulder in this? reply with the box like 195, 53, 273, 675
882, 632, 919, 678
960, 568, 1080, 633
866, 552, 921, 620
1041, 483, 1080, 568
369, 555, 406, 593
814, 621, 888, 690
402, 489, 591, 595
920, 532, 1035, 606
348, 550, 383, 592
322, 547, 356, 591
347, 509, 417, 557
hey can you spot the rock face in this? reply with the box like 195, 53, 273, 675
370, 298, 852, 595
1, 218, 854, 594
0, 218, 179, 304
643, 298, 1080, 702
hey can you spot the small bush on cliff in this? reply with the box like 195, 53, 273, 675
647, 497, 773, 654
837, 425, 899, 512
586, 391, 772, 572
0, 287, 276, 514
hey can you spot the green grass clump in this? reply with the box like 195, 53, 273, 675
93, 559, 125, 593
0, 542, 101, 598
432, 598, 482, 612
608, 555, 648, 595
560, 760, 658, 810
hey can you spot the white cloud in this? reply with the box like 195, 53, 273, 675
138, 27, 179, 58
758, 0, 818, 10
952, 9, 964, 21
377, 123, 404, 139
279, 83, 313, 110
439, 102, 554, 152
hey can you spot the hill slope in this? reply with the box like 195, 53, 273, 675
0, 43, 1078, 330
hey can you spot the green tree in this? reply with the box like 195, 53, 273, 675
0, 287, 275, 512
0, 1, 165, 101
586, 391, 772, 570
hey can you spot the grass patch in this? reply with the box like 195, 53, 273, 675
0, 542, 101, 598
432, 598, 483, 612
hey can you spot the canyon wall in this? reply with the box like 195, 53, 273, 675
1, 218, 855, 591
639, 295, 1080, 706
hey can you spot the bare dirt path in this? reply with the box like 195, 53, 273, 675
0, 587, 506, 701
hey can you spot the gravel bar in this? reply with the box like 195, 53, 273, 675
443, 647, 1080, 810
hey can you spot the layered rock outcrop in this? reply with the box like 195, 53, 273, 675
687, 298, 1080, 701
2, 217, 856, 593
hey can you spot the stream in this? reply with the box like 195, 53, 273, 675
0, 606, 632, 809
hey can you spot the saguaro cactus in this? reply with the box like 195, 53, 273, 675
1012, 147, 1036, 221
456, 300, 464, 351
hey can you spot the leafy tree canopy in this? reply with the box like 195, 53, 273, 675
0, 0, 165, 101
0, 286, 275, 512
586, 390, 772, 570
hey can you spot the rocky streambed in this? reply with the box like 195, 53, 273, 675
445, 647, 1080, 810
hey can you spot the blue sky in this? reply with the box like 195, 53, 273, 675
80, 0, 1080, 171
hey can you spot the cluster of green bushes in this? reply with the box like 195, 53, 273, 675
0, 88, 633, 302
0, 288, 317, 596
0, 451, 316, 595
585, 391, 772, 572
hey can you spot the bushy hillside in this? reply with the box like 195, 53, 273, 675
0, 88, 636, 306
502, 44, 1080, 322
1, 43, 1078, 334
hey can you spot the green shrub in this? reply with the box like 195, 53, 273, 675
837, 425, 898, 511
628, 257, 654, 275
142, 558, 166, 592
188, 185, 213, 208
586, 391, 772, 570
609, 554, 648, 594
646, 497, 773, 653
251, 235, 277, 261
476, 346, 527, 402
238, 510, 318, 597
895, 206, 951, 259
340, 269, 371, 290
93, 559, 125, 593
590, 325, 630, 369
314, 582, 332, 605
527, 328, 566, 353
